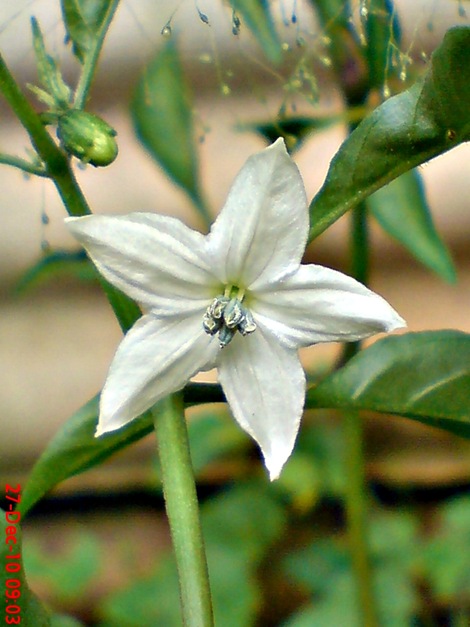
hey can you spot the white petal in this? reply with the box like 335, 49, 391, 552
252, 264, 406, 348
218, 327, 305, 480
97, 313, 219, 434
66, 213, 218, 315
206, 139, 308, 289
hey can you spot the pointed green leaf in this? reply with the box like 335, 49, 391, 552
131, 41, 208, 222
18, 395, 152, 517
368, 169, 456, 282
31, 17, 71, 110
24, 530, 101, 601
18, 383, 223, 517
230, 0, 281, 63
309, 26, 470, 240
60, 0, 110, 63
1, 508, 51, 625
307, 331, 470, 438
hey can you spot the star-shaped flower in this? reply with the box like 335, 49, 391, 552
67, 139, 405, 479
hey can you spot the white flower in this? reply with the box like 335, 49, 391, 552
66, 139, 405, 480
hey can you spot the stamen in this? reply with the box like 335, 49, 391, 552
203, 312, 221, 335
223, 298, 244, 328
238, 309, 257, 336
209, 296, 229, 319
203, 288, 256, 347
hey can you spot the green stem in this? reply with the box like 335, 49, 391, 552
153, 396, 214, 627
344, 410, 378, 627
350, 201, 369, 285
0, 153, 47, 177
0, 52, 66, 170
73, 0, 121, 109
341, 201, 378, 627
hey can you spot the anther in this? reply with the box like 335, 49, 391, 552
208, 296, 229, 319
238, 309, 257, 336
203, 292, 256, 347
203, 312, 221, 335
223, 298, 244, 329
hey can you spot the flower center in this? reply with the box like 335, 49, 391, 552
203, 286, 257, 348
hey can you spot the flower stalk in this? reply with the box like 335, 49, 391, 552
153, 396, 214, 626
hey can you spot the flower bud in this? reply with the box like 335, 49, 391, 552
57, 110, 118, 167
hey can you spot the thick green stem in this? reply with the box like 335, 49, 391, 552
73, 0, 121, 109
341, 201, 378, 627
153, 396, 214, 627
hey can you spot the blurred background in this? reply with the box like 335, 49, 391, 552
1, 1, 470, 624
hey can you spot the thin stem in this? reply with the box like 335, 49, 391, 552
344, 410, 378, 627
0, 153, 48, 177
153, 396, 214, 627
73, 0, 122, 109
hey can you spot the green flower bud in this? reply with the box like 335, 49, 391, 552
57, 110, 118, 167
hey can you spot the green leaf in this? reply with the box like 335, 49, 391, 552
131, 41, 207, 222
307, 331, 470, 437
187, 411, 249, 475
14, 250, 97, 294
368, 169, 456, 282
31, 17, 71, 110
421, 496, 470, 599
23, 529, 101, 602
204, 482, 286, 624
18, 396, 152, 517
309, 26, 470, 240
203, 481, 286, 563
60, 0, 109, 63
1, 508, 51, 625
283, 523, 417, 627
99, 557, 181, 626
19, 384, 223, 517
230, 0, 281, 63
